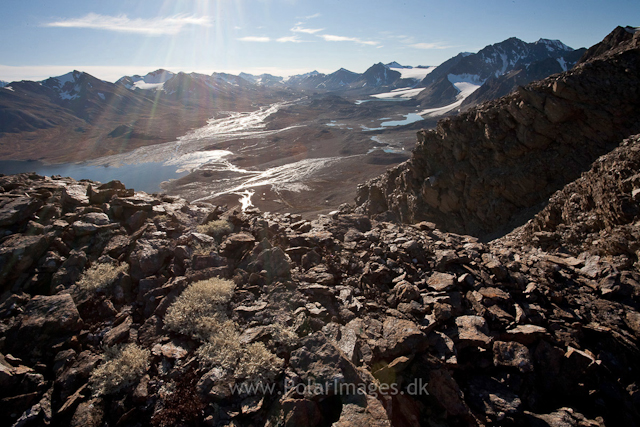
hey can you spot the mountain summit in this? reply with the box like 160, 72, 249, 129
116, 69, 176, 91
416, 36, 584, 110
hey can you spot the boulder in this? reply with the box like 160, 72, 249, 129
375, 317, 427, 359
129, 239, 172, 281
455, 315, 493, 348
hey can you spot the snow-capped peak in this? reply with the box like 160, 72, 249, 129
41, 71, 87, 101
141, 69, 175, 84
117, 69, 175, 91
47, 70, 83, 88
535, 38, 572, 52
385, 61, 412, 69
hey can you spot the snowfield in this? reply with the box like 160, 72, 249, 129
419, 73, 483, 118
371, 87, 425, 99
389, 66, 436, 80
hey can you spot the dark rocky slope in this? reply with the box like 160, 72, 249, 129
459, 49, 586, 110
0, 168, 639, 426
504, 133, 640, 261
355, 27, 640, 239
415, 37, 581, 109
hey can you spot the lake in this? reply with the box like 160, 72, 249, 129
0, 160, 187, 193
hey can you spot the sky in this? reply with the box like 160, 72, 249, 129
0, 0, 638, 82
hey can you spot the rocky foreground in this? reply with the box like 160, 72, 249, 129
1, 125, 640, 427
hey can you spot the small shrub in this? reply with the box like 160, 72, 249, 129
89, 343, 150, 396
77, 262, 127, 295
197, 323, 283, 383
237, 342, 284, 383
164, 278, 235, 339
191, 242, 213, 256
196, 219, 232, 241
196, 320, 242, 369
165, 276, 282, 385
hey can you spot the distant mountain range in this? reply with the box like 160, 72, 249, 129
0, 34, 589, 162
0, 68, 286, 162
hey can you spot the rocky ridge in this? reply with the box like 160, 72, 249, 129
355, 27, 640, 240
0, 170, 639, 426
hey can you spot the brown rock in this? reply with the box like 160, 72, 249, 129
281, 398, 322, 427
427, 272, 456, 292
0, 195, 43, 228
455, 315, 493, 348
289, 332, 365, 395
427, 369, 475, 420
220, 233, 256, 259
501, 324, 548, 345
0, 234, 50, 290
14, 294, 82, 350
492, 341, 533, 372
525, 407, 601, 427
129, 239, 172, 280
333, 394, 391, 427
376, 317, 427, 359
102, 316, 132, 347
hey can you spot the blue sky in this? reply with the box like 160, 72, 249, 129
0, 0, 638, 82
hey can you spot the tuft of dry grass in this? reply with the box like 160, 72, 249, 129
196, 323, 283, 384
196, 320, 243, 369
89, 343, 150, 396
76, 262, 127, 295
164, 277, 235, 340
191, 242, 213, 256
165, 276, 282, 384
196, 219, 232, 241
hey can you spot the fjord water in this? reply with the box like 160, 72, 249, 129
0, 99, 417, 200
0, 160, 187, 193
0, 103, 289, 194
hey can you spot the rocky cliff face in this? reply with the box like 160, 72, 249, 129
505, 133, 640, 260
1, 171, 640, 426
355, 27, 640, 240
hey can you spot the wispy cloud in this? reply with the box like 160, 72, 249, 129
277, 35, 303, 43
44, 13, 211, 36
410, 42, 451, 50
319, 34, 379, 46
305, 13, 321, 20
291, 25, 323, 34
238, 36, 271, 42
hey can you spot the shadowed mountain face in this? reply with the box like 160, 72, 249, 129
0, 70, 295, 163
355, 27, 640, 240
460, 48, 586, 109
415, 36, 583, 109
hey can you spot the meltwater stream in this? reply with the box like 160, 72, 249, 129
0, 102, 297, 197
87, 100, 352, 207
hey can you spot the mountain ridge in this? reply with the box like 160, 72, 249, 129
355, 26, 640, 239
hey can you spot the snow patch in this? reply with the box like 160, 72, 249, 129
59, 85, 81, 100
447, 74, 483, 95
3, 86, 14, 91
390, 66, 436, 80
52, 71, 78, 87
132, 81, 165, 91
418, 74, 483, 118
371, 87, 424, 99
536, 38, 571, 52
557, 57, 568, 72
98, 92, 106, 100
